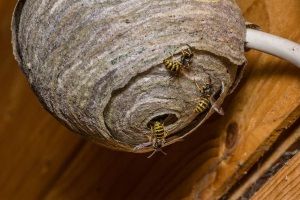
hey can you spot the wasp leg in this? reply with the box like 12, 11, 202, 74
185, 43, 193, 50
147, 151, 157, 158
147, 150, 160, 158
158, 149, 167, 156
147, 149, 167, 158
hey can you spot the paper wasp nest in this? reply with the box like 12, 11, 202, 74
12, 0, 246, 153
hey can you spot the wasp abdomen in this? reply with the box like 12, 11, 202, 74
153, 123, 165, 138
163, 59, 182, 72
194, 98, 211, 113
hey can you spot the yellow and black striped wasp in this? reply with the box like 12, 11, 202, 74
193, 79, 213, 114
193, 78, 225, 115
133, 121, 169, 158
147, 121, 169, 158
163, 44, 194, 73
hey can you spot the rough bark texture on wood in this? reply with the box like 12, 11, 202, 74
0, 0, 300, 200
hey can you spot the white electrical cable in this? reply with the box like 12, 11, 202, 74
245, 28, 300, 68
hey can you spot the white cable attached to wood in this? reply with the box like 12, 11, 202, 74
245, 28, 300, 68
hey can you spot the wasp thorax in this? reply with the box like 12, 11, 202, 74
12, 0, 246, 153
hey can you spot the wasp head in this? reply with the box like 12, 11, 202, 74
153, 138, 164, 149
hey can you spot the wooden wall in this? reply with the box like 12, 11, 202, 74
0, 0, 299, 199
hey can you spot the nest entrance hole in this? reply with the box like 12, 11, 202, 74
147, 114, 178, 128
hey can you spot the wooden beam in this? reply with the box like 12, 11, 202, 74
228, 123, 300, 199
0, 1, 84, 199
251, 151, 300, 200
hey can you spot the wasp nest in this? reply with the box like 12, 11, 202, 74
12, 0, 246, 153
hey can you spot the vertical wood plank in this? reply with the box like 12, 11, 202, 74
251, 152, 300, 200
0, 1, 84, 200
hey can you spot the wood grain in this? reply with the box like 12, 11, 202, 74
251, 152, 300, 200
167, 0, 300, 199
0, 1, 84, 200
229, 122, 300, 199
0, 0, 299, 200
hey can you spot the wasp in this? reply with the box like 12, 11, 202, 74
132, 121, 169, 158
163, 45, 194, 73
147, 121, 169, 158
194, 97, 211, 113
193, 79, 213, 114
193, 79, 225, 115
